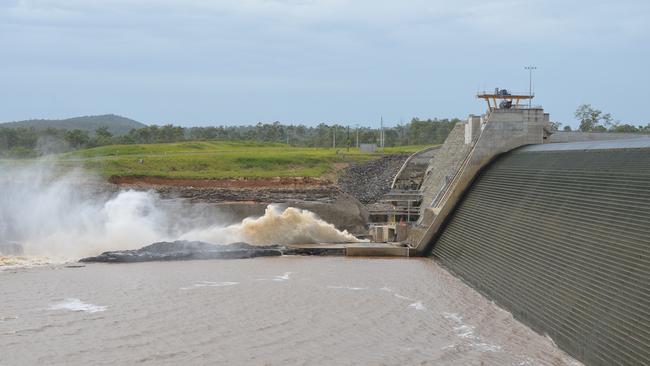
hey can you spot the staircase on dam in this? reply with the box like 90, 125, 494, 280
366, 146, 438, 241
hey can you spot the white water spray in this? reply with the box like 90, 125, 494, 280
0, 161, 361, 260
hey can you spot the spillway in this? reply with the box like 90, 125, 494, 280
427, 138, 650, 366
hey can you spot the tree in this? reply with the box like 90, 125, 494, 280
549, 121, 562, 131
610, 124, 639, 133
575, 104, 601, 131
95, 126, 113, 140
563, 125, 572, 132
64, 129, 90, 149
574, 104, 614, 132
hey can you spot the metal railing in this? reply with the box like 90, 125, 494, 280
477, 90, 533, 97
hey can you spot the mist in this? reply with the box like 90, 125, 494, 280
0, 160, 360, 260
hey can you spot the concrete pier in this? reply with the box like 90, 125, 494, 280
286, 242, 410, 257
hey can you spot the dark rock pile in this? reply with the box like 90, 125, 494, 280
80, 241, 283, 263
337, 154, 409, 204
79, 240, 345, 263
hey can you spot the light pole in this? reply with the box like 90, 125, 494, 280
525, 66, 537, 108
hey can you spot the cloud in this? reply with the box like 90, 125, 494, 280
2, 0, 648, 50
0, 0, 648, 125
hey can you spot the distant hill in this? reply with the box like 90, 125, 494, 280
0, 114, 146, 136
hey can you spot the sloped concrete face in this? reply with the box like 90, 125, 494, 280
411, 108, 550, 250
430, 145, 650, 366
420, 123, 472, 208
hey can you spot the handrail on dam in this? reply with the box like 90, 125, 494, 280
390, 146, 440, 189
411, 145, 483, 249
429, 113, 487, 210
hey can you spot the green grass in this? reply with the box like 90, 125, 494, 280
54, 140, 433, 180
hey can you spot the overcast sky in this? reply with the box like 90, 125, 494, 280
1, 0, 648, 128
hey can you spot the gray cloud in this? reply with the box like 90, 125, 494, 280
1, 0, 648, 126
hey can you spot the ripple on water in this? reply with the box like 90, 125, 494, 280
180, 281, 240, 290
49, 298, 107, 313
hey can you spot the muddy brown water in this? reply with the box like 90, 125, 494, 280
0, 257, 580, 365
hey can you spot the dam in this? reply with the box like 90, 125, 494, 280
429, 139, 650, 366
381, 90, 650, 366
0, 91, 647, 365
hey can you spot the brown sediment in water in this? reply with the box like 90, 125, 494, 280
0, 258, 582, 365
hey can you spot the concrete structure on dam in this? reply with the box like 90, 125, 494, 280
388, 90, 650, 366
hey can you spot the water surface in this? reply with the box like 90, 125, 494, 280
0, 257, 580, 365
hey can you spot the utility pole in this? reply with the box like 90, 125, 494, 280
347, 125, 350, 152
525, 66, 537, 108
355, 124, 359, 148
380, 116, 384, 151
332, 125, 336, 148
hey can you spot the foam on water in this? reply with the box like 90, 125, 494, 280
409, 301, 426, 310
49, 298, 107, 313
272, 272, 292, 281
443, 312, 502, 352
180, 281, 240, 290
326, 285, 368, 291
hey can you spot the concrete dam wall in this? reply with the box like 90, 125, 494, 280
427, 139, 650, 366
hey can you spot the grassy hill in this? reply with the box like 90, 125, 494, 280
58, 140, 428, 179
0, 114, 146, 136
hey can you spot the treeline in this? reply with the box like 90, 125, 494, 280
567, 104, 650, 133
0, 118, 458, 158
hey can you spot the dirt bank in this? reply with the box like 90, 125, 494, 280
109, 176, 331, 188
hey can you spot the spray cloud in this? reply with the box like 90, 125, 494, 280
0, 160, 360, 260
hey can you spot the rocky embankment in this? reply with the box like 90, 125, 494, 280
155, 185, 341, 203
337, 154, 409, 204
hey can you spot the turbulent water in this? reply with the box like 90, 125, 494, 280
0, 161, 360, 259
0, 258, 581, 365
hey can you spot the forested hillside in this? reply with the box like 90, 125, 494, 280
0, 114, 145, 136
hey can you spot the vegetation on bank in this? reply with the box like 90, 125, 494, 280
55, 140, 430, 179
0, 118, 457, 158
